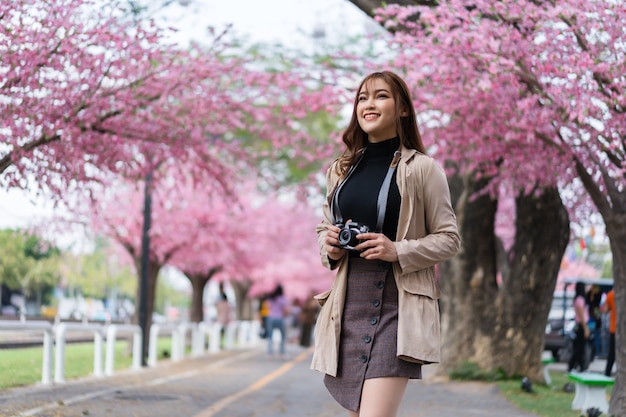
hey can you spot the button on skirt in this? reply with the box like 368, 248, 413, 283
324, 257, 422, 412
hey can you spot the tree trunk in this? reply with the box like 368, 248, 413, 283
132, 258, 161, 356
440, 173, 569, 380
230, 279, 253, 321
603, 214, 625, 416
188, 275, 208, 323
184, 266, 221, 323
500, 188, 570, 378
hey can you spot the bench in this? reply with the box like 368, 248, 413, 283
542, 357, 555, 385
568, 371, 614, 414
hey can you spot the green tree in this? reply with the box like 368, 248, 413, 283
0, 229, 61, 307
59, 237, 136, 300
154, 272, 189, 317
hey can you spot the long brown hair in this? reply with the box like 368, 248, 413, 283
335, 71, 426, 177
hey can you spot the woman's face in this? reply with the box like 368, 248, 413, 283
356, 78, 399, 143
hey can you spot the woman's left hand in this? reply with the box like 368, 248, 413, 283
355, 232, 398, 262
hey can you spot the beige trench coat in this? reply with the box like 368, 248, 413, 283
311, 147, 461, 377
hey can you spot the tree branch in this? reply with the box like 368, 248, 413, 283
348, 0, 437, 18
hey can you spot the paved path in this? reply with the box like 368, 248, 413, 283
0, 343, 572, 417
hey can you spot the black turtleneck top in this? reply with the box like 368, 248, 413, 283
337, 136, 401, 241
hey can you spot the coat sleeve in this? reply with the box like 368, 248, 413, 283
316, 163, 341, 271
396, 159, 460, 274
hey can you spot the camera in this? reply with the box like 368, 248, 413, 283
336, 221, 369, 251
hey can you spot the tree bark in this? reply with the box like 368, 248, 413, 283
184, 266, 222, 323
230, 279, 254, 321
440, 173, 569, 380
132, 257, 160, 356
348, 0, 437, 18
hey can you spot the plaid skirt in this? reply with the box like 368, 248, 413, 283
324, 256, 422, 412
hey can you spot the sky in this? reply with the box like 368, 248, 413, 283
158, 0, 376, 48
0, 0, 374, 234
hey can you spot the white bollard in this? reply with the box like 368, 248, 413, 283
170, 325, 181, 361
249, 321, 261, 347
191, 323, 202, 357
54, 322, 104, 383
105, 324, 142, 376
192, 322, 211, 357
54, 324, 67, 383
131, 329, 142, 369
174, 322, 195, 361
42, 327, 53, 384
173, 322, 186, 361
148, 323, 180, 366
0, 320, 54, 385
238, 321, 251, 347
224, 321, 238, 350
148, 323, 160, 367
208, 322, 222, 353
93, 330, 104, 377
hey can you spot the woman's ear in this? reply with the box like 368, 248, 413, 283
401, 110, 408, 117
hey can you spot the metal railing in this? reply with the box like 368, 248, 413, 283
0, 320, 53, 384
105, 324, 142, 375
54, 322, 104, 382
1, 319, 260, 385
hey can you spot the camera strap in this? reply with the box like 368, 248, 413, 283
331, 149, 401, 233
375, 150, 401, 232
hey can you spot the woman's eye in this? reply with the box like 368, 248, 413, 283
358, 96, 367, 101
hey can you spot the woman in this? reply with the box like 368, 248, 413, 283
601, 289, 615, 376
568, 281, 590, 373
313, 71, 460, 416
215, 290, 232, 349
265, 284, 289, 358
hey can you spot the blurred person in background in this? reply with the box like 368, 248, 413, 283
586, 284, 602, 359
601, 289, 616, 376
568, 281, 590, 373
215, 288, 232, 349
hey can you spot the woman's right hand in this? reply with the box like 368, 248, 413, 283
325, 224, 346, 261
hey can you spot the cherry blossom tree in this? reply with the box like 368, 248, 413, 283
229, 191, 335, 309
72, 163, 333, 328
1, 0, 343, 195
167, 178, 335, 323
3, 0, 343, 359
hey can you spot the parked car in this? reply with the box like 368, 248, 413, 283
544, 277, 613, 362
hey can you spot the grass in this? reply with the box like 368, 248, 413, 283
450, 361, 609, 417
0, 337, 173, 390
497, 370, 582, 417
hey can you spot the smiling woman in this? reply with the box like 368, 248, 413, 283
313, 70, 460, 417
357, 78, 408, 143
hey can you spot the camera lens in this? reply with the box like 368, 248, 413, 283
338, 229, 352, 245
